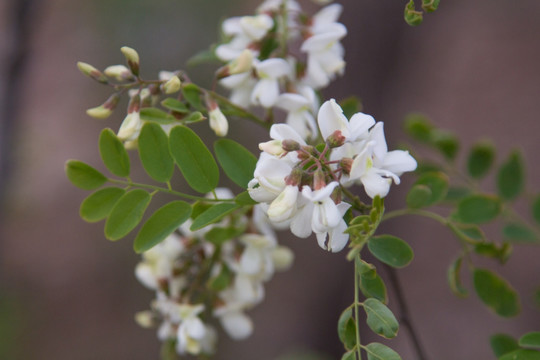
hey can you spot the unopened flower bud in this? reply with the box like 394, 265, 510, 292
118, 112, 142, 141
135, 311, 156, 328
313, 168, 326, 190
285, 168, 303, 186
104, 65, 132, 81
209, 107, 229, 137
162, 75, 181, 94
340, 157, 353, 174
103, 93, 120, 111
282, 139, 300, 152
128, 93, 141, 114
120, 46, 140, 76
77, 62, 108, 83
86, 105, 112, 119
259, 140, 285, 156
230, 50, 254, 74
272, 246, 294, 271
326, 130, 346, 148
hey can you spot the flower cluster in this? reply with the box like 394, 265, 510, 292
134, 190, 293, 356
249, 99, 417, 252
216, 0, 347, 140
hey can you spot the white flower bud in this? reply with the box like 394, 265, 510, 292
162, 75, 181, 94
209, 107, 229, 137
117, 112, 142, 141
272, 245, 294, 271
120, 46, 140, 75
229, 50, 253, 75
77, 61, 107, 83
104, 65, 131, 81
86, 105, 112, 119
135, 311, 155, 328
258, 140, 285, 156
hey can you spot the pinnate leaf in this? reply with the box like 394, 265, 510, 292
363, 298, 399, 339
105, 189, 151, 241
497, 150, 525, 201
138, 123, 174, 183
169, 126, 219, 193
214, 139, 257, 189
99, 129, 130, 177
365, 342, 402, 360
520, 332, 540, 349
467, 141, 495, 179
368, 235, 414, 268
337, 307, 357, 351
190, 203, 239, 231
490, 333, 519, 358
473, 268, 520, 317
65, 160, 107, 190
456, 194, 501, 224
140, 107, 176, 125
134, 201, 192, 253
80, 187, 125, 222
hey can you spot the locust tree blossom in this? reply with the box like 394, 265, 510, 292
251, 58, 292, 108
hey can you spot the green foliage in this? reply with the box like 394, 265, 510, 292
532, 196, 540, 225
181, 84, 203, 110
337, 308, 357, 351
362, 298, 399, 339
346, 196, 385, 260
105, 189, 151, 241
364, 342, 402, 360
406, 184, 432, 208
134, 201, 192, 253
367, 235, 414, 268
65, 160, 107, 190
448, 223, 485, 244
161, 98, 190, 113
404, 113, 432, 142
447, 256, 468, 297
214, 139, 257, 189
341, 351, 356, 360
499, 349, 540, 360
473, 268, 520, 317
205, 226, 244, 246
79, 187, 125, 222
456, 194, 501, 224
190, 203, 239, 231
169, 125, 219, 193
520, 333, 540, 349
235, 191, 258, 205
138, 123, 174, 183
467, 141, 495, 179
422, 0, 440, 12
503, 223, 538, 243
497, 151, 525, 201
207, 265, 233, 291
139, 107, 176, 124
183, 111, 206, 124
99, 129, 130, 177
490, 333, 519, 358
444, 186, 471, 203
474, 242, 512, 264
414, 172, 449, 206
357, 259, 388, 303
431, 130, 459, 161
404, 1, 423, 26
187, 46, 220, 67
339, 96, 363, 119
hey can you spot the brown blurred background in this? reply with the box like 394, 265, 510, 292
1, 0, 540, 359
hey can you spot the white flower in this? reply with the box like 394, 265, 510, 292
248, 153, 294, 203
317, 99, 374, 142
251, 58, 291, 108
117, 111, 142, 143
349, 123, 417, 198
176, 304, 207, 355
267, 185, 299, 223
209, 107, 229, 137
275, 93, 318, 140
239, 234, 276, 280
315, 202, 351, 252
219, 72, 257, 108
271, 245, 295, 270
216, 15, 273, 61
104, 65, 131, 81
301, 181, 342, 233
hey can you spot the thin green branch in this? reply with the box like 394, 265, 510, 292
354, 256, 363, 360
382, 208, 448, 226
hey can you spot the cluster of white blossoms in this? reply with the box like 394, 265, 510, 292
135, 190, 293, 356
249, 99, 417, 252
216, 0, 347, 140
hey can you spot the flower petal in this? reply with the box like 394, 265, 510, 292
317, 99, 350, 140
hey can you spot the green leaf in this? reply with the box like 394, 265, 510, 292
183, 111, 205, 124
474, 242, 512, 264
235, 191, 258, 206
520, 333, 540, 349
363, 298, 399, 339
339, 96, 363, 119
456, 194, 501, 224
79, 187, 125, 222
444, 186, 471, 203
497, 150, 525, 200
139, 107, 176, 125
414, 172, 449, 206
473, 268, 520, 317
467, 141, 495, 179
406, 184, 432, 209
404, 113, 432, 142
133, 201, 192, 253
341, 351, 356, 360
490, 333, 519, 358
207, 265, 232, 291
503, 223, 538, 243
359, 269, 388, 304
161, 98, 189, 113
532, 196, 540, 225
259, 37, 279, 60
99, 129, 130, 177
190, 203, 239, 231
337, 307, 357, 351
432, 130, 459, 160
449, 223, 485, 243
181, 84, 203, 110
214, 139, 257, 189
422, 0, 440, 12
365, 342, 402, 360
138, 123, 174, 183
169, 126, 219, 193
447, 256, 468, 297
65, 160, 107, 190
368, 235, 414, 268
500, 349, 540, 360
205, 226, 244, 245
105, 189, 151, 241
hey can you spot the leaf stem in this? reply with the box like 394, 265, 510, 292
382, 208, 448, 226
108, 178, 234, 203
354, 255, 363, 360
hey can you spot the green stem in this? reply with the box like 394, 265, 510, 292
354, 255, 363, 360
382, 208, 448, 226
108, 178, 234, 203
